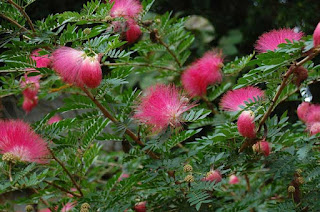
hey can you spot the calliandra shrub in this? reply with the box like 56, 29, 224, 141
2, 0, 320, 211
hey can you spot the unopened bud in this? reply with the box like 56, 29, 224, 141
84, 28, 91, 35
296, 169, 303, 175
183, 164, 193, 172
80, 209, 89, 212
2, 152, 17, 163
184, 175, 194, 183
25, 205, 34, 212
288, 185, 296, 193
252, 141, 271, 156
297, 177, 304, 184
81, 203, 90, 209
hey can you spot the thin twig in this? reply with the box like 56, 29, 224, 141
81, 87, 160, 159
102, 62, 176, 71
157, 38, 182, 68
48, 148, 84, 197
31, 188, 53, 210
244, 174, 251, 192
7, 0, 35, 32
0, 13, 29, 32
201, 96, 217, 114
44, 180, 82, 198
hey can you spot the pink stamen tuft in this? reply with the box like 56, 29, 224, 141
313, 22, 320, 47
255, 28, 303, 53
182, 51, 223, 97
134, 84, 195, 132
110, 0, 142, 19
0, 120, 49, 163
220, 86, 264, 112
31, 49, 51, 68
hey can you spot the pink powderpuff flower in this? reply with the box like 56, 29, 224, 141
220, 86, 264, 112
237, 110, 256, 139
48, 115, 62, 125
305, 104, 320, 124
134, 84, 195, 132
20, 71, 41, 99
252, 140, 271, 156
229, 174, 240, 185
297, 102, 311, 123
22, 96, 38, 113
202, 170, 222, 183
134, 201, 146, 212
0, 120, 49, 163
52, 47, 102, 88
31, 49, 51, 68
308, 122, 320, 135
313, 22, 320, 47
126, 20, 142, 43
182, 51, 223, 97
110, 0, 142, 19
255, 28, 303, 53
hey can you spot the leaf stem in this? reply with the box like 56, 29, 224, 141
48, 148, 84, 197
7, 0, 35, 32
81, 87, 160, 159
44, 180, 82, 198
0, 13, 29, 32
102, 62, 176, 71
201, 96, 217, 114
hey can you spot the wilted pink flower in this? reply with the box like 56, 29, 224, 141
134, 201, 146, 212
220, 86, 264, 112
22, 96, 38, 113
0, 120, 49, 163
48, 115, 62, 125
52, 47, 102, 88
309, 122, 320, 135
237, 110, 256, 138
255, 28, 303, 53
313, 22, 320, 47
126, 20, 142, 43
134, 84, 195, 132
297, 102, 311, 122
20, 71, 41, 99
252, 141, 271, 156
110, 0, 142, 19
202, 170, 222, 183
31, 49, 51, 68
182, 51, 223, 97
229, 174, 240, 185
118, 173, 130, 182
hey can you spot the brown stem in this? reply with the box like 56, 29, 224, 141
0, 13, 29, 32
257, 50, 320, 133
201, 96, 217, 114
102, 62, 176, 71
7, 0, 35, 32
81, 87, 160, 159
244, 174, 251, 192
157, 38, 182, 68
44, 180, 82, 198
48, 148, 84, 197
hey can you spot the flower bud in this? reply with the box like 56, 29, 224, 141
25, 205, 34, 212
183, 164, 193, 172
237, 110, 256, 138
134, 201, 146, 212
229, 174, 240, 185
297, 102, 311, 122
83, 28, 91, 35
288, 185, 296, 193
252, 141, 271, 156
297, 177, 304, 185
81, 203, 90, 210
2, 152, 17, 163
184, 175, 194, 183
202, 170, 222, 183
296, 169, 303, 175
313, 22, 320, 47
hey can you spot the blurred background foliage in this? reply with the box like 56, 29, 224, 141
26, 0, 320, 58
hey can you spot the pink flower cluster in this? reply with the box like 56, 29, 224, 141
297, 102, 320, 135
182, 51, 223, 97
110, 0, 142, 43
52, 47, 102, 88
134, 84, 195, 132
20, 49, 51, 113
0, 120, 49, 164
255, 28, 303, 53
